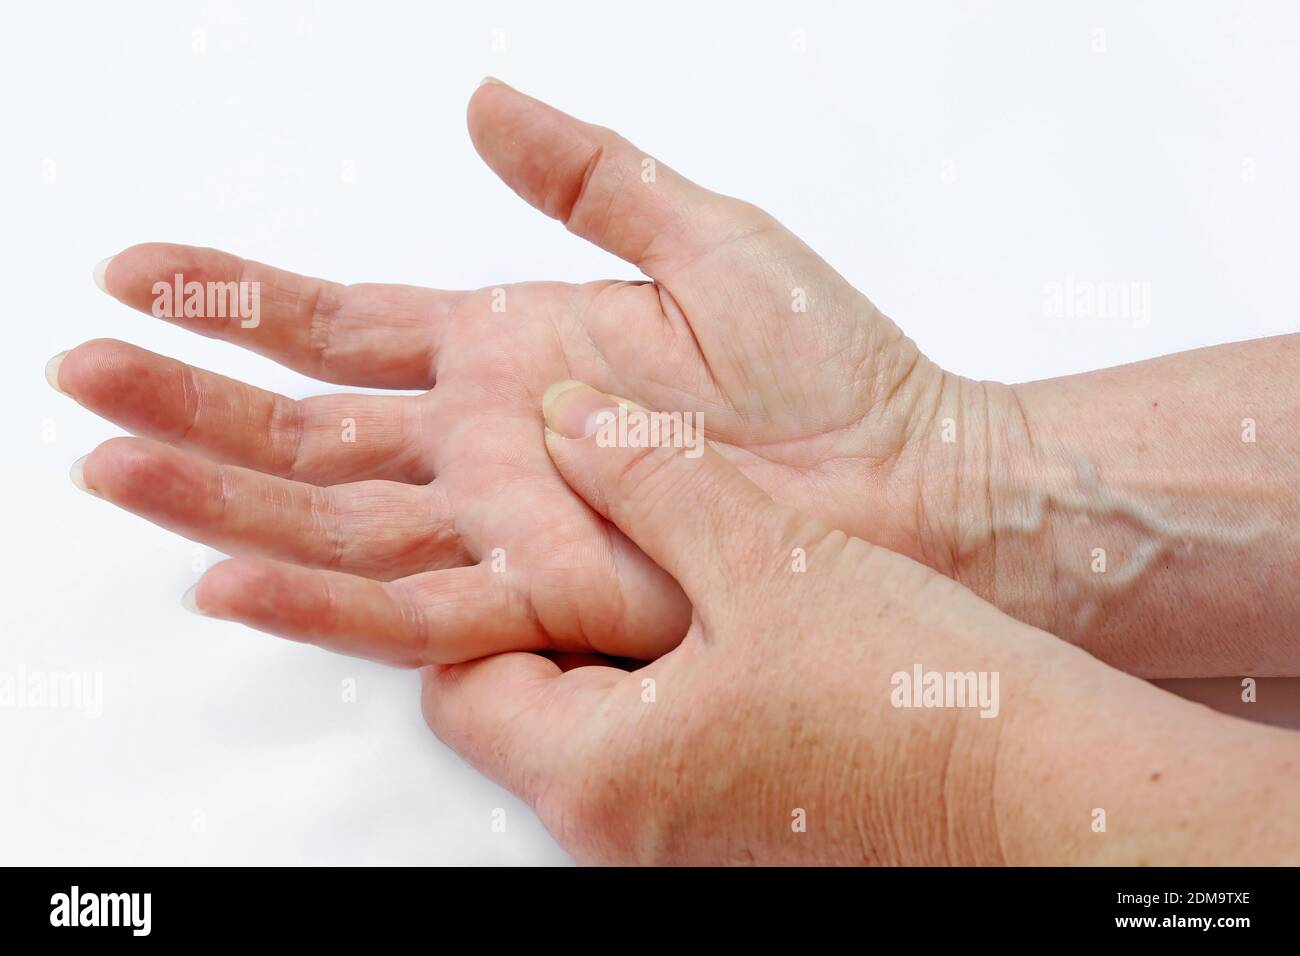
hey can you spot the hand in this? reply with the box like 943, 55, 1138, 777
417, 380, 1300, 865
56, 79, 1300, 677
54, 79, 960, 664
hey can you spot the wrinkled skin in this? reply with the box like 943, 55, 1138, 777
54, 82, 1300, 864
417, 380, 1300, 865
58, 80, 972, 665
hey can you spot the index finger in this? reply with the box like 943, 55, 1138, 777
98, 242, 466, 388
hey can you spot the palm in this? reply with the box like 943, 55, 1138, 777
61, 83, 937, 664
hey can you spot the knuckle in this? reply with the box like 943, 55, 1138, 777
716, 197, 782, 244
552, 140, 605, 227
612, 440, 691, 519
307, 485, 347, 570
174, 361, 202, 444
267, 394, 305, 479
386, 578, 438, 665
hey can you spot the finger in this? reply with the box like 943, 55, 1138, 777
540, 381, 801, 602
77, 437, 466, 580
51, 339, 433, 485
469, 80, 779, 280
190, 558, 543, 666
420, 655, 617, 803
96, 243, 464, 388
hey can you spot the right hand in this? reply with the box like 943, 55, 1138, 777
418, 381, 1300, 865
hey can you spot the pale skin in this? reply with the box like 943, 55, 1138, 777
451, 380, 1300, 865
49, 81, 1300, 861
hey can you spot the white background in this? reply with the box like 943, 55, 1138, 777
3, 1, 1299, 864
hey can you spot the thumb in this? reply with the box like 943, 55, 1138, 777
468, 79, 778, 281
541, 380, 799, 601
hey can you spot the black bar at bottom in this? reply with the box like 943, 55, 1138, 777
0, 866, 1289, 942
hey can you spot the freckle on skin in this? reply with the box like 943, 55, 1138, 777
1150, 771, 1162, 782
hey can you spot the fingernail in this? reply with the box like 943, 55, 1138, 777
542, 380, 616, 439
181, 585, 208, 616
45, 350, 70, 396
479, 75, 504, 88
70, 455, 98, 497
92, 256, 113, 293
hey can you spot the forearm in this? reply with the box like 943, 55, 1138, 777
991, 641, 1300, 864
926, 335, 1300, 677
847, 580, 1300, 866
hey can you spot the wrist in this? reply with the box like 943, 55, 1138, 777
912, 373, 1060, 633
981, 370, 1300, 676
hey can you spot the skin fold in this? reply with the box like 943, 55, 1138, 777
49, 81, 1300, 860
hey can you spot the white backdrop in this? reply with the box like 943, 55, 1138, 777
3, 1, 1299, 865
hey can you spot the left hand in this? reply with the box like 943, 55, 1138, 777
55, 80, 972, 664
